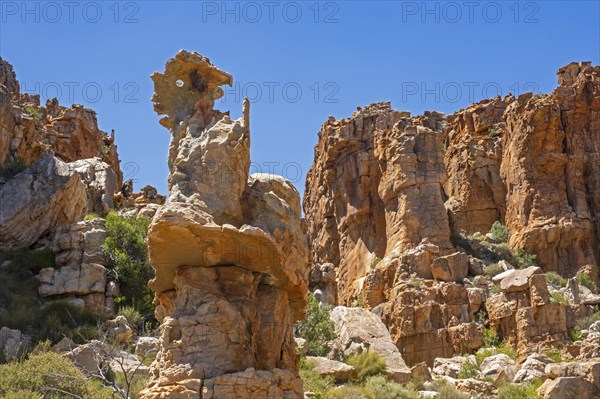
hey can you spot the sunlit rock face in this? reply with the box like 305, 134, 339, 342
140, 50, 309, 399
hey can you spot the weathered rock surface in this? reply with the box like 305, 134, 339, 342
538, 377, 597, 399
305, 356, 357, 382
513, 353, 552, 383
0, 327, 24, 362
486, 271, 570, 357
501, 63, 600, 279
102, 315, 133, 344
329, 306, 411, 382
140, 51, 309, 399
443, 96, 512, 235
303, 104, 453, 305
0, 155, 88, 250
0, 57, 121, 185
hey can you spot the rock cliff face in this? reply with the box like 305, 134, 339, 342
443, 96, 512, 235
303, 62, 600, 366
303, 103, 454, 306
501, 63, 600, 278
140, 51, 308, 399
0, 57, 122, 186
444, 63, 600, 279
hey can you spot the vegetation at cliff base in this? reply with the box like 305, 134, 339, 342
0, 350, 113, 399
102, 211, 154, 320
295, 293, 336, 356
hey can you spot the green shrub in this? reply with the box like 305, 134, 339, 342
326, 386, 366, 399
431, 379, 468, 399
295, 293, 336, 356
84, 213, 101, 221
487, 128, 501, 138
512, 248, 537, 269
569, 328, 582, 342
578, 273, 598, 292
489, 221, 509, 242
482, 327, 500, 348
483, 263, 504, 278
0, 351, 112, 399
38, 300, 104, 344
23, 106, 42, 122
370, 256, 381, 269
497, 381, 541, 399
575, 310, 600, 331
103, 212, 154, 317
545, 272, 567, 288
117, 305, 143, 330
0, 157, 28, 179
550, 291, 570, 306
545, 348, 562, 362
300, 358, 334, 399
346, 351, 386, 381
457, 359, 479, 379
362, 375, 419, 399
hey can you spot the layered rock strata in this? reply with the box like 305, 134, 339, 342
140, 50, 308, 399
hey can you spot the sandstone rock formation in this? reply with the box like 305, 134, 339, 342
140, 50, 308, 399
329, 306, 411, 382
501, 62, 600, 279
444, 62, 600, 280
38, 218, 118, 314
0, 155, 89, 250
443, 96, 512, 236
0, 57, 122, 185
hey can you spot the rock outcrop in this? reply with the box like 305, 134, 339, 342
140, 50, 308, 399
303, 104, 453, 305
501, 62, 600, 279
329, 306, 411, 382
442, 96, 512, 236
0, 57, 122, 186
0, 155, 89, 250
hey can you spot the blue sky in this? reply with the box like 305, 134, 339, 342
1, 1, 599, 197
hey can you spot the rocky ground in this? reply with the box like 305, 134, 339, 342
0, 54, 599, 399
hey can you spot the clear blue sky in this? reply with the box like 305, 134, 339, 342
1, 1, 599, 197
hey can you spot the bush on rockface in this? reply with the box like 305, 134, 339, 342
0, 157, 28, 179
295, 293, 336, 356
0, 351, 113, 399
102, 212, 154, 319
578, 273, 598, 292
489, 221, 509, 242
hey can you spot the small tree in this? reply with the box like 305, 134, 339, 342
295, 293, 336, 356
102, 212, 154, 318
489, 221, 509, 242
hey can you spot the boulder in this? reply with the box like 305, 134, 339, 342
0, 327, 23, 362
480, 354, 517, 385
135, 337, 159, 359
538, 377, 596, 399
500, 266, 541, 293
102, 315, 133, 344
431, 252, 469, 282
71, 158, 117, 214
0, 155, 88, 250
330, 306, 411, 382
513, 353, 552, 383
432, 356, 474, 379
39, 263, 107, 297
305, 356, 357, 382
